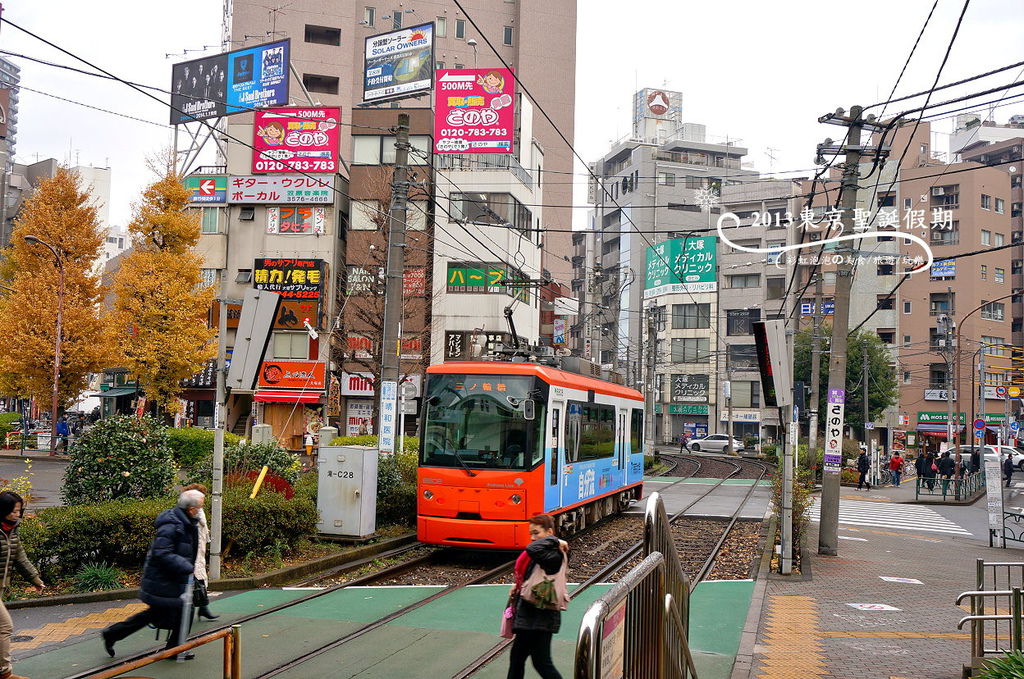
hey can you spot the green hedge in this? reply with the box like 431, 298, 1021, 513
20, 492, 318, 582
166, 428, 242, 468
328, 435, 419, 484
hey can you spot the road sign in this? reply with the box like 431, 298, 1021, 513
1012, 422, 1021, 432
974, 418, 987, 430
1010, 386, 1022, 398
199, 178, 218, 196
975, 429, 985, 439
996, 386, 1008, 398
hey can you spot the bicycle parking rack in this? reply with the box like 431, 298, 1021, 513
956, 559, 1024, 676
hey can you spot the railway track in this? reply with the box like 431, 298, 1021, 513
65, 453, 770, 679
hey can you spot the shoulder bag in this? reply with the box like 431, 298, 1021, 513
520, 553, 569, 611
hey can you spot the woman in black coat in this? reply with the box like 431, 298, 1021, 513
507, 514, 568, 679
920, 452, 937, 490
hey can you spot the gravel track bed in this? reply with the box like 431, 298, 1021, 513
565, 514, 644, 582
707, 520, 764, 580
370, 550, 514, 586
670, 518, 763, 581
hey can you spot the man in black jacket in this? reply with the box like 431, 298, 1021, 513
1005, 453, 1016, 488
101, 490, 203, 660
856, 448, 871, 490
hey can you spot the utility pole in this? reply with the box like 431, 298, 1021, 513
862, 345, 870, 446
807, 273, 823, 463
377, 113, 410, 457
942, 313, 956, 452
209, 271, 228, 580
645, 306, 657, 457
816, 105, 877, 556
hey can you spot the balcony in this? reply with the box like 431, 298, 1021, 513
435, 153, 533, 189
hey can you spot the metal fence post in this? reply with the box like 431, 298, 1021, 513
231, 625, 242, 678
1014, 588, 1022, 652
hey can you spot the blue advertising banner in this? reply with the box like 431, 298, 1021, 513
363, 23, 434, 103
171, 40, 290, 124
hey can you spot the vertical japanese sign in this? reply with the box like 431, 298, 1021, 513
363, 23, 434, 104
434, 68, 515, 153
266, 206, 326, 234
379, 380, 398, 455
252, 107, 340, 173
823, 388, 846, 474
984, 454, 1005, 531
643, 237, 717, 299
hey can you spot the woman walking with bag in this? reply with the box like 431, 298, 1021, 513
0, 491, 44, 679
182, 484, 218, 621
506, 514, 569, 679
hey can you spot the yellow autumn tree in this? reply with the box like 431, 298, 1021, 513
0, 168, 112, 407
111, 172, 216, 411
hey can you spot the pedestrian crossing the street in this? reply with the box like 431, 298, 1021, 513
810, 498, 972, 536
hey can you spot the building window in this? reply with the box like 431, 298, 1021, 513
876, 295, 895, 310
436, 16, 447, 37
273, 332, 309, 360
392, 8, 402, 28
352, 135, 382, 164
455, 18, 466, 39
903, 370, 911, 384
996, 267, 1005, 283
996, 198, 1005, 214
302, 73, 339, 94
671, 303, 710, 329
503, 26, 514, 45
981, 301, 1005, 321
981, 194, 992, 210
658, 172, 676, 186
685, 176, 704, 189
981, 265, 988, 280
200, 207, 218, 234
877, 329, 895, 345
903, 335, 911, 347
364, 7, 375, 26
671, 338, 710, 363
304, 25, 341, 46
929, 364, 949, 390
930, 220, 959, 245
727, 344, 758, 370
451, 192, 532, 233
877, 263, 894, 276
726, 308, 760, 335
728, 274, 759, 289
995, 232, 1005, 246
929, 292, 952, 315
903, 300, 912, 314
200, 268, 218, 287
766, 277, 786, 300
731, 381, 760, 408
351, 200, 382, 230
982, 336, 1006, 355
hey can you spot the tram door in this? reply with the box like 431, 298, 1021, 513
617, 408, 628, 486
547, 402, 564, 509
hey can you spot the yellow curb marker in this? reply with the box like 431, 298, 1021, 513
12, 602, 147, 650
756, 595, 827, 678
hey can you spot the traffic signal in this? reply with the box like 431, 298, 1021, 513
753, 320, 793, 408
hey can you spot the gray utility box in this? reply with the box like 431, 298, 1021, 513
317, 445, 378, 538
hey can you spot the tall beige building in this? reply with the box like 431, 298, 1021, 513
228, 0, 577, 282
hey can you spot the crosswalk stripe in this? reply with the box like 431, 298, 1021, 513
809, 498, 972, 536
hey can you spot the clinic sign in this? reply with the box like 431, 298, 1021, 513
363, 23, 435, 104
434, 68, 515, 153
252, 107, 340, 173
643, 237, 717, 299
170, 39, 290, 124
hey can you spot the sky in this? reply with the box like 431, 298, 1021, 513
4, 1, 1024, 229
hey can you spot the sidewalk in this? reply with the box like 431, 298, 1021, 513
740, 486, 1017, 679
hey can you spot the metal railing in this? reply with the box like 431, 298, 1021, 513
434, 153, 533, 188
574, 492, 698, 678
916, 469, 985, 502
957, 560, 1024, 673
87, 625, 242, 678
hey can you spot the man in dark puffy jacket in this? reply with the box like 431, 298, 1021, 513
856, 449, 871, 490
101, 490, 203, 660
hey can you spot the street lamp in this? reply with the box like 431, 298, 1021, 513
24, 235, 65, 455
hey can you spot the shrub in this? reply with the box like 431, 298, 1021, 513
979, 651, 1024, 679
328, 435, 418, 484
227, 441, 301, 484
62, 416, 175, 504
760, 444, 778, 464
166, 427, 242, 468
73, 562, 123, 592
0, 412, 22, 442
226, 470, 295, 499
221, 486, 317, 557
770, 468, 815, 566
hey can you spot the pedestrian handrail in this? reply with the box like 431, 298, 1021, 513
915, 469, 985, 502
644, 491, 691, 633
957, 559, 1024, 672
85, 625, 242, 679
573, 552, 698, 679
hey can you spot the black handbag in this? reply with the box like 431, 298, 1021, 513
193, 579, 210, 608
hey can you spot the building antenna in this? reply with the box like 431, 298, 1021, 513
766, 146, 779, 174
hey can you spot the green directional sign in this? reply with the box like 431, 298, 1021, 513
644, 236, 717, 299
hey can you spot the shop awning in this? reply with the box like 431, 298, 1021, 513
916, 423, 964, 437
254, 389, 322, 404
94, 387, 137, 399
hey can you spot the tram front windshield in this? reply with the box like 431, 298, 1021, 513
421, 374, 546, 471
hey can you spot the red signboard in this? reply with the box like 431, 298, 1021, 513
434, 68, 515, 154
257, 360, 326, 390
252, 107, 340, 173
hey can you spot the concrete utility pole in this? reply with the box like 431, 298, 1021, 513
862, 345, 870, 446
377, 113, 410, 457
941, 312, 956, 453
807, 273, 823, 461
817, 105, 867, 556
645, 306, 657, 457
209, 271, 229, 580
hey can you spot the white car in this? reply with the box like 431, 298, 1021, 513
690, 434, 744, 453
960, 445, 1024, 471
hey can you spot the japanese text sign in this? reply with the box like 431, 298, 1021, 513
644, 237, 718, 299
257, 361, 325, 390
363, 23, 434, 104
266, 206, 326, 234
446, 263, 529, 301
252, 107, 340, 173
253, 258, 323, 299
434, 68, 515, 154
171, 39, 289, 124
228, 175, 334, 204
823, 388, 845, 474
671, 374, 709, 404
185, 175, 227, 203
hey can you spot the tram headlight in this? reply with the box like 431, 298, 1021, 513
510, 494, 522, 505
423, 489, 434, 500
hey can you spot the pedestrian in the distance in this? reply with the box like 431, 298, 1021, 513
970, 447, 982, 475
920, 452, 938, 490
304, 431, 314, 457
938, 450, 955, 495
54, 417, 69, 453
856, 448, 871, 490
102, 490, 204, 661
0, 491, 45, 679
181, 484, 218, 621
506, 514, 569, 679
1004, 453, 1015, 488
889, 451, 904, 487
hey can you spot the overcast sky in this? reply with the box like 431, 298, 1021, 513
4, 1, 1024, 229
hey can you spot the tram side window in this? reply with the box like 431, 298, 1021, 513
565, 401, 615, 462
631, 408, 643, 454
